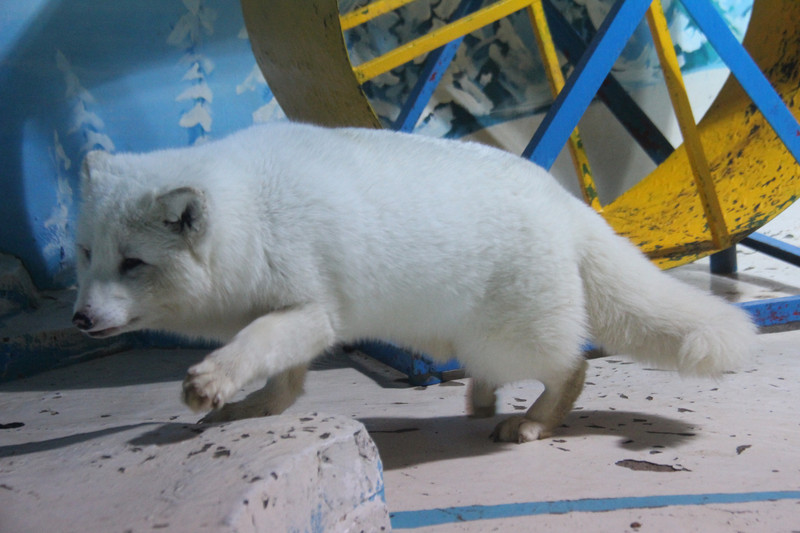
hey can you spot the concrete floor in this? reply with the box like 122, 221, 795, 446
2, 206, 800, 531
1, 328, 799, 531
362, 335, 800, 532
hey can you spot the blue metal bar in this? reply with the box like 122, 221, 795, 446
393, 0, 484, 132
709, 246, 738, 274
541, 0, 674, 165
522, 0, 652, 169
679, 1, 800, 164
355, 340, 462, 386
741, 232, 800, 267
740, 294, 800, 327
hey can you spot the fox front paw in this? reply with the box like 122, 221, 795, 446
182, 360, 238, 412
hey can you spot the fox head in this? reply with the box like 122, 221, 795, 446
72, 150, 211, 338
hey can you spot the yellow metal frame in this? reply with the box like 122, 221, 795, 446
241, 0, 382, 128
340, 0, 418, 31
605, 0, 800, 267
350, 0, 535, 83
344, 0, 601, 211
242, 0, 800, 269
645, 0, 729, 249
526, 0, 600, 212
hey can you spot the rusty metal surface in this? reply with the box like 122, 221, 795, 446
605, 0, 800, 268
240, 0, 382, 128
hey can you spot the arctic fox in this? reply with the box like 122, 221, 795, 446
73, 122, 756, 443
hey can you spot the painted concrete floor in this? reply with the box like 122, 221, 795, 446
353, 335, 800, 532
1, 326, 798, 531
2, 205, 800, 532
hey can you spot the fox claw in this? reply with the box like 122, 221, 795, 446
182, 361, 236, 412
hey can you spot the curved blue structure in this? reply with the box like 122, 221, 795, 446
0, 1, 280, 289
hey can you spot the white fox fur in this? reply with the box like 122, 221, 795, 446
73, 122, 757, 442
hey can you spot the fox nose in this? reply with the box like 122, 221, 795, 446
72, 311, 94, 331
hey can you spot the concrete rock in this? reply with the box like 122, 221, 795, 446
1, 413, 389, 532
0, 253, 39, 316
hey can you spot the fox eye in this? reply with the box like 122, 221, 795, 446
119, 257, 146, 274
79, 246, 91, 263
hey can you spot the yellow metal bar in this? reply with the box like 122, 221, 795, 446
352, 0, 534, 82
340, 0, 418, 31
526, 0, 601, 212
646, 0, 730, 248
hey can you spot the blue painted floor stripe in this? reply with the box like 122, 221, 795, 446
390, 491, 800, 529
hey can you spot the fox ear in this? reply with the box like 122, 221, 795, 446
80, 150, 114, 196
156, 187, 207, 240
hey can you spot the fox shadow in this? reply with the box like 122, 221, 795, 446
360, 408, 697, 470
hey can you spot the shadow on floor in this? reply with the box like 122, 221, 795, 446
363, 409, 696, 470
0, 421, 212, 459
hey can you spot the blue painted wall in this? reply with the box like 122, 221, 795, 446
0, 0, 282, 289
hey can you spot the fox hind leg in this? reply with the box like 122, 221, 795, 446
468, 378, 498, 418
491, 358, 587, 443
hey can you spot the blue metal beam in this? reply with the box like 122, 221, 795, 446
541, 0, 674, 165
355, 340, 462, 386
740, 294, 800, 328
393, 0, 484, 132
522, 0, 652, 169
679, 0, 800, 164
741, 232, 800, 267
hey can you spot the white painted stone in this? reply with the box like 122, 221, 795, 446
1, 413, 389, 532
